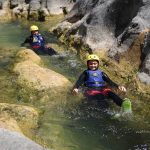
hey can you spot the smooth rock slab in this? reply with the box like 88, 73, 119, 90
0, 128, 50, 150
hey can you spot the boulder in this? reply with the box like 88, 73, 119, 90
0, 1, 11, 21
53, 0, 150, 85
61, 0, 150, 53
46, 0, 73, 15
14, 60, 71, 92
0, 128, 50, 150
0, 103, 39, 129
0, 115, 22, 133
138, 72, 150, 85
15, 49, 41, 65
13, 49, 72, 102
0, 0, 75, 21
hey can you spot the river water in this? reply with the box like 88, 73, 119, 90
0, 20, 150, 150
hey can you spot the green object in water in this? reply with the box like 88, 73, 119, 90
121, 98, 132, 113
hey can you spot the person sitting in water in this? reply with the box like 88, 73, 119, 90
72, 54, 132, 112
21, 25, 58, 56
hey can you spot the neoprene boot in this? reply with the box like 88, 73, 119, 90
121, 98, 132, 113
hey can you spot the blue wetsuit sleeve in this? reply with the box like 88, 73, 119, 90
73, 71, 87, 89
102, 72, 119, 88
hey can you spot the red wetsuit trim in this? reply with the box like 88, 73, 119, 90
32, 45, 40, 49
86, 88, 112, 96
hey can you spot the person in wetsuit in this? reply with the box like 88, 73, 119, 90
21, 25, 57, 56
72, 54, 132, 111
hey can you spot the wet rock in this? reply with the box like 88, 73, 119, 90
0, 128, 50, 150
14, 60, 71, 92
13, 49, 72, 101
0, 103, 39, 129
16, 49, 41, 65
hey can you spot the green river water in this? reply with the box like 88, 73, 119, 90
0, 20, 150, 150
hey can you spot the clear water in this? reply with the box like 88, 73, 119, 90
0, 21, 150, 150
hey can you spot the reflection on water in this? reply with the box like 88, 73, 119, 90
0, 21, 150, 150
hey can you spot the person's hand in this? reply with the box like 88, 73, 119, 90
118, 86, 126, 92
72, 88, 79, 95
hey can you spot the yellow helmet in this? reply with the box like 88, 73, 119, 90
30, 25, 39, 31
87, 54, 99, 62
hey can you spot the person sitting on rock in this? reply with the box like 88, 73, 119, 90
21, 25, 58, 56
72, 54, 132, 112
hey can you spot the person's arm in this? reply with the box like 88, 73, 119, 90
72, 71, 86, 95
102, 72, 118, 87
21, 36, 31, 46
102, 72, 126, 92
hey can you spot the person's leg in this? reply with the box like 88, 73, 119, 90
47, 47, 58, 55
33, 48, 45, 55
107, 91, 123, 106
96, 94, 109, 109
33, 47, 47, 55
86, 93, 109, 109
107, 91, 132, 113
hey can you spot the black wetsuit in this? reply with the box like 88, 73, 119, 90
21, 34, 57, 56
73, 70, 123, 108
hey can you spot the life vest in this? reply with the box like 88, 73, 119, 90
85, 70, 105, 87
31, 34, 45, 49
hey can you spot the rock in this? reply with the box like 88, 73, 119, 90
138, 72, 150, 85
138, 31, 150, 84
12, 4, 28, 19
53, 0, 150, 86
13, 49, 72, 102
0, 1, 11, 21
0, 103, 39, 129
29, 0, 41, 11
0, 115, 22, 133
0, 128, 50, 150
13, 60, 71, 92
0, 0, 75, 20
59, 0, 150, 52
15, 49, 41, 65
46, 0, 73, 15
